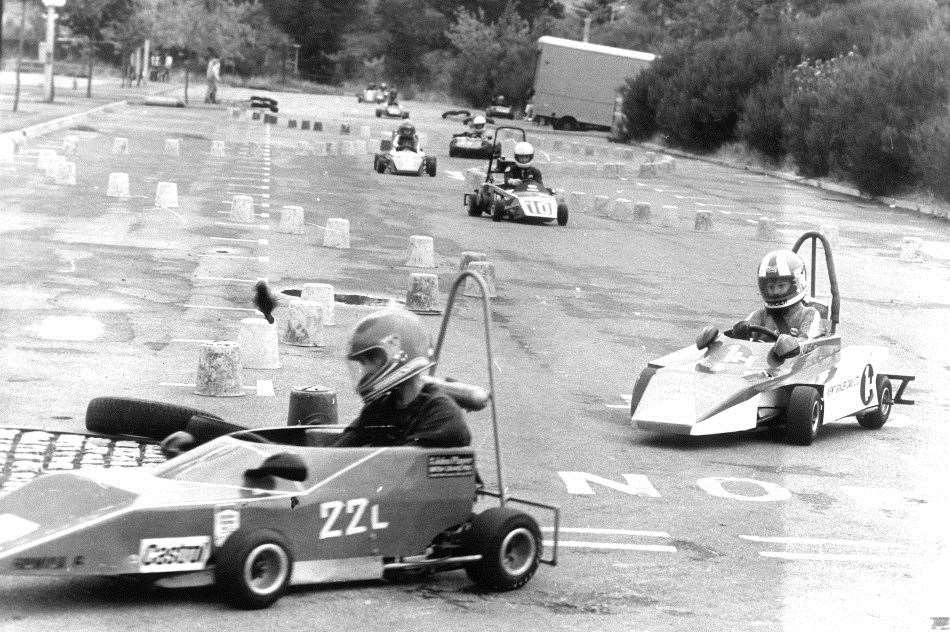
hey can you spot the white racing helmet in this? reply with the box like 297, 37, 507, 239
470, 114, 486, 132
757, 249, 808, 309
514, 141, 534, 168
346, 309, 434, 403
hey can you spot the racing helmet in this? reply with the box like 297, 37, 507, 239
514, 141, 534, 168
397, 121, 415, 138
494, 95, 506, 106
347, 309, 434, 403
470, 114, 487, 132
757, 249, 808, 309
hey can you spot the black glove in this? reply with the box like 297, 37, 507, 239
253, 280, 279, 324
732, 320, 752, 338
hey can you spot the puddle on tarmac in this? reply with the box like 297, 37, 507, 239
27, 316, 104, 341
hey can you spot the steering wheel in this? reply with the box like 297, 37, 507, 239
731, 324, 779, 342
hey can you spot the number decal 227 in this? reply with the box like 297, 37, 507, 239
319, 498, 389, 539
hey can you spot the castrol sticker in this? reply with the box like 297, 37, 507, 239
138, 536, 211, 573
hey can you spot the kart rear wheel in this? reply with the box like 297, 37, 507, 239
426, 157, 437, 177
465, 508, 541, 591
216, 529, 293, 609
375, 111, 382, 118
856, 375, 892, 429
449, 146, 458, 158
468, 194, 482, 217
556, 203, 569, 226
785, 386, 823, 446
402, 112, 410, 119
491, 199, 505, 222
85, 396, 224, 440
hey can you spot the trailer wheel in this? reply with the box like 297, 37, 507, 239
785, 386, 823, 446
216, 529, 293, 609
85, 396, 224, 440
465, 508, 540, 591
857, 375, 892, 429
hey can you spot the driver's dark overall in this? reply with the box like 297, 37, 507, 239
503, 164, 544, 187
745, 302, 824, 340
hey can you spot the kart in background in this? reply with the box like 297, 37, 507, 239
358, 86, 387, 103
448, 131, 499, 159
462, 126, 567, 226
629, 231, 915, 445
376, 103, 410, 119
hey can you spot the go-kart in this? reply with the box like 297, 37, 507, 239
373, 139, 437, 177
376, 102, 410, 119
629, 232, 915, 445
448, 131, 499, 159
486, 104, 514, 119
357, 85, 386, 104
462, 126, 567, 226
0, 272, 559, 609
250, 95, 279, 113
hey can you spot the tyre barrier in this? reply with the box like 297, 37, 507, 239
112, 137, 129, 155
756, 216, 776, 241
301, 120, 311, 131
405, 273, 442, 314
819, 224, 840, 249
62, 135, 79, 156
610, 198, 633, 221
301, 283, 335, 326
634, 202, 651, 222
237, 317, 280, 369
288, 119, 297, 129
464, 261, 497, 298
459, 251, 488, 272
406, 235, 435, 268
195, 341, 246, 397
287, 386, 338, 426
54, 161, 77, 186
211, 140, 227, 157
231, 194, 255, 222
155, 181, 180, 209
592, 195, 610, 217
899, 236, 923, 262
163, 137, 181, 157
282, 299, 326, 346
277, 205, 305, 234
107, 172, 130, 198
323, 218, 351, 249
694, 209, 713, 231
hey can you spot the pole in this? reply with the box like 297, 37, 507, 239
12, 0, 26, 112
43, 5, 56, 102
582, 15, 591, 42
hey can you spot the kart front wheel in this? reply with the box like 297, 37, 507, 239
466, 507, 541, 591
491, 199, 505, 222
557, 202, 569, 226
375, 111, 382, 118
468, 194, 482, 217
216, 529, 293, 609
857, 375, 892, 429
785, 386, 823, 446
426, 157, 437, 177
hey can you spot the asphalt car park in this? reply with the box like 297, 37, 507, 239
0, 89, 949, 631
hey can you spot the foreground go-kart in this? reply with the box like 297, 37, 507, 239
0, 272, 558, 609
462, 126, 567, 226
373, 138, 437, 177
630, 232, 915, 445
376, 102, 410, 119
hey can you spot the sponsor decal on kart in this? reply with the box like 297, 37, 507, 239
427, 454, 475, 478
214, 507, 241, 547
456, 137, 483, 149
518, 196, 556, 218
13, 556, 68, 570
138, 536, 211, 573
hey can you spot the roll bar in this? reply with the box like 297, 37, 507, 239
792, 231, 840, 334
485, 126, 528, 182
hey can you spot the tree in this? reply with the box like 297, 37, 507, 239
265, 0, 365, 82
60, 0, 134, 97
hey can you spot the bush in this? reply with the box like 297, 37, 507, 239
617, 46, 687, 142
912, 115, 950, 200
737, 70, 788, 163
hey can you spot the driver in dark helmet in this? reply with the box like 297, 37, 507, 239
731, 249, 825, 341
335, 308, 471, 448
394, 121, 419, 152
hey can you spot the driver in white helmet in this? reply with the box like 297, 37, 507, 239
335, 309, 471, 448
502, 141, 544, 188
731, 250, 825, 341
465, 114, 488, 137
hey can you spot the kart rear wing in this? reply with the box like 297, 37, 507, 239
792, 231, 840, 334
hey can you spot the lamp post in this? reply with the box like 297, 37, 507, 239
292, 43, 300, 77
41, 0, 66, 103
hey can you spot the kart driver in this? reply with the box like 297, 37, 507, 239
394, 121, 419, 152
335, 309, 472, 448
731, 249, 825, 340
466, 114, 487, 137
502, 141, 544, 188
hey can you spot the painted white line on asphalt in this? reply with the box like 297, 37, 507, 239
215, 210, 270, 218
170, 338, 213, 344
160, 381, 257, 391
541, 527, 670, 537
195, 276, 261, 283
198, 254, 269, 262
544, 540, 677, 553
758, 552, 895, 562
210, 237, 269, 245
739, 535, 894, 547
605, 404, 629, 410
214, 221, 270, 230
182, 304, 258, 312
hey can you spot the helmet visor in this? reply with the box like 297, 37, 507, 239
515, 153, 532, 165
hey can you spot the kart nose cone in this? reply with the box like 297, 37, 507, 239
632, 371, 698, 433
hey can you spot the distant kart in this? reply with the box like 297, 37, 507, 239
462, 126, 568, 226
373, 139, 436, 177
357, 86, 386, 103
0, 273, 560, 609
630, 232, 915, 445
485, 104, 514, 119
376, 103, 410, 119
448, 132, 498, 159
250, 95, 278, 113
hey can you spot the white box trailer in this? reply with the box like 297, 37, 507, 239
531, 36, 655, 131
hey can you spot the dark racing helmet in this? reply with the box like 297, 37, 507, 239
757, 249, 808, 309
514, 141, 534, 169
397, 121, 415, 138
347, 309, 434, 403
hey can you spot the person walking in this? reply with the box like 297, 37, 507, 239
204, 50, 221, 104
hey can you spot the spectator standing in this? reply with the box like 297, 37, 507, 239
205, 51, 221, 104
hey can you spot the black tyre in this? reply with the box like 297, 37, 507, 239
449, 145, 458, 158
426, 157, 437, 177
468, 194, 482, 217
402, 112, 410, 119
85, 396, 223, 440
784, 386, 823, 446
185, 414, 247, 444
556, 202, 568, 226
491, 199, 505, 222
465, 508, 541, 591
553, 117, 578, 132
857, 375, 892, 430
357, 96, 363, 103
375, 111, 382, 118
215, 529, 293, 609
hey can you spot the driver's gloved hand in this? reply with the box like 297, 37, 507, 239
508, 178, 522, 186
732, 320, 752, 338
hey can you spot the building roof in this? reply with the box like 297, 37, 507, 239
537, 36, 656, 62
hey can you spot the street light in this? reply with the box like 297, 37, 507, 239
41, 0, 66, 103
